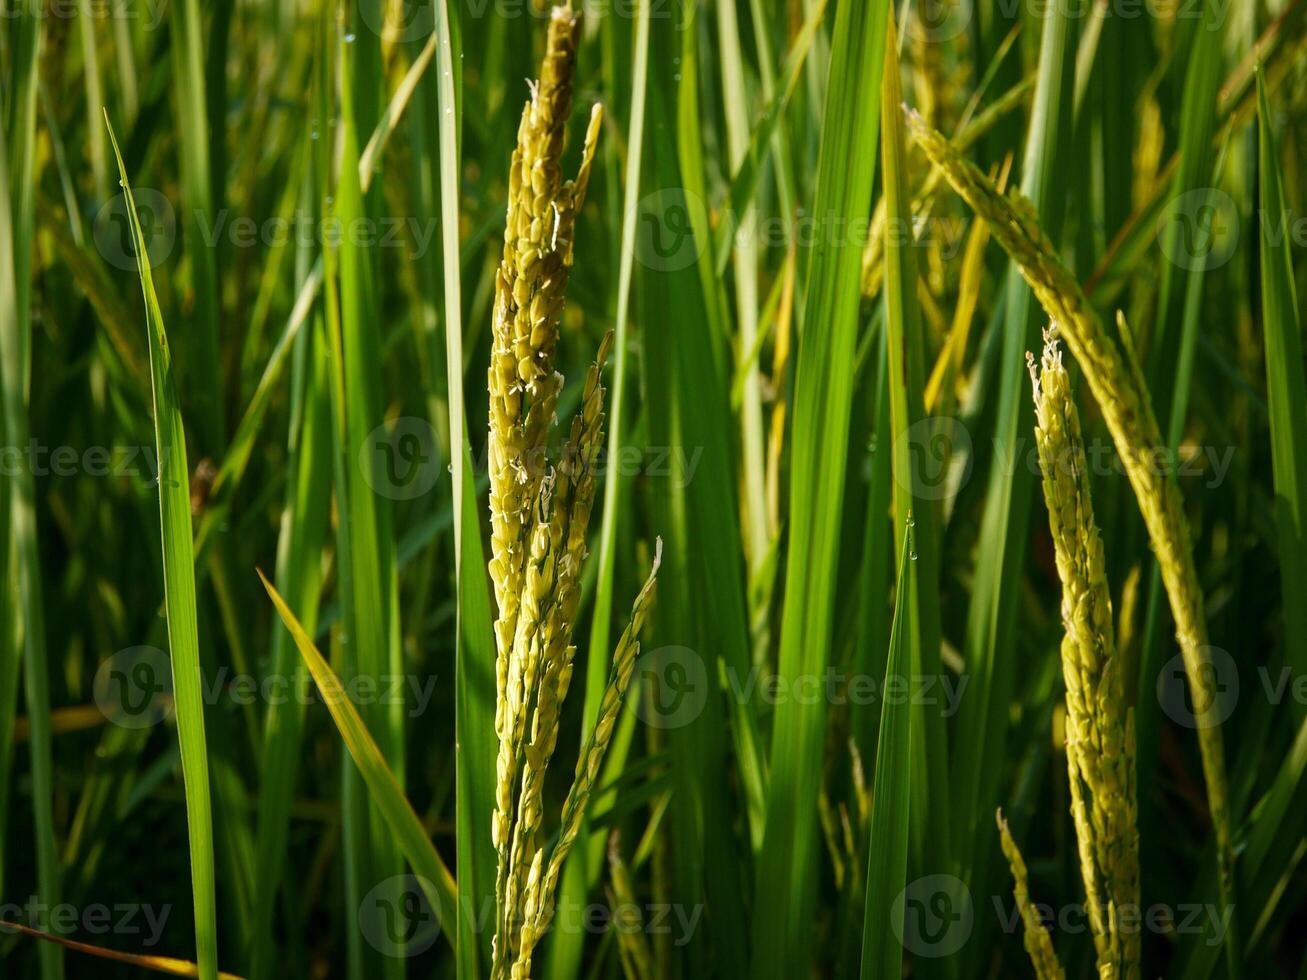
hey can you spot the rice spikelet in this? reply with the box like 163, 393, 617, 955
997, 810, 1067, 980
1031, 335, 1140, 979
511, 545, 661, 978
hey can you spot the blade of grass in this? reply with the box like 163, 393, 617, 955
433, 0, 465, 781
1180, 713, 1307, 978
169, 0, 224, 454
247, 163, 333, 980
0, 922, 245, 980
320, 23, 405, 975
750, 0, 890, 974
675, 4, 731, 373
859, 522, 916, 980
106, 117, 219, 980
77, 0, 110, 201
717, 0, 768, 575
453, 438, 497, 978
195, 41, 435, 561
633, 8, 759, 967
1131, 9, 1230, 941
312, 38, 366, 980
358, 30, 438, 181
746, 0, 800, 246
711, 0, 828, 277
258, 570, 458, 937
1, 13, 62, 977
1146, 0, 1224, 390
671, 0, 768, 846
1254, 67, 1307, 708
336, 28, 401, 769
584, 0, 654, 773
430, 2, 498, 975
878, 21, 953, 976
945, 0, 1075, 932
850, 327, 893, 765
111, 3, 139, 123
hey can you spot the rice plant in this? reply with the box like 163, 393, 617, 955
2, 0, 1305, 977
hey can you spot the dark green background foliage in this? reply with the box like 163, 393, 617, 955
0, 0, 1304, 977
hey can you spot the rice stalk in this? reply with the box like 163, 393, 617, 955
905, 109, 1233, 926
605, 833, 654, 980
1031, 335, 1140, 979
997, 810, 1066, 980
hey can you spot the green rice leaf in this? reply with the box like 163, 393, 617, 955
859, 523, 916, 980
106, 117, 219, 980
258, 570, 458, 940
947, 0, 1076, 916
1, 11, 61, 979
1255, 67, 1307, 704
878, 9, 952, 903
751, 0, 889, 975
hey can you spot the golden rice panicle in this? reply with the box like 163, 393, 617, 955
488, 8, 606, 974
997, 810, 1066, 980
488, 4, 601, 661
487, 0, 596, 831
1031, 333, 1140, 979
905, 107, 1230, 913
498, 338, 612, 968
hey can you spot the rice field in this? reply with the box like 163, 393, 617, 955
1, 0, 1305, 977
